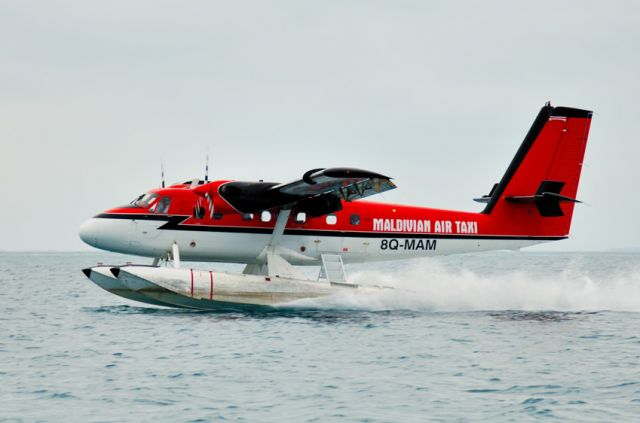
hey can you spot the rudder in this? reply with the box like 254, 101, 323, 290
482, 103, 593, 238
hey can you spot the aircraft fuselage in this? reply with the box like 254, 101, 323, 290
79, 195, 555, 265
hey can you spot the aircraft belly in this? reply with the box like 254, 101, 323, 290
150, 230, 546, 264
91, 218, 549, 264
311, 236, 545, 263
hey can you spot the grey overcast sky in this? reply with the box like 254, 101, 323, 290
1, 0, 638, 251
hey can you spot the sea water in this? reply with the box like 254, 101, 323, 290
1, 251, 640, 422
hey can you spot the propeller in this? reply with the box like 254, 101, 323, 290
205, 193, 215, 219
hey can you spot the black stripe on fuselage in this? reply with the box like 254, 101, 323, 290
95, 213, 172, 221
93, 213, 566, 241
283, 229, 565, 241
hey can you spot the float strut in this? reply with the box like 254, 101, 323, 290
172, 242, 181, 268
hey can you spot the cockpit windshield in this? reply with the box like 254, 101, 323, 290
130, 193, 159, 208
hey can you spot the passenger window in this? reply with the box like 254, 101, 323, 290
261, 211, 272, 222
213, 212, 223, 220
295, 212, 306, 224
350, 214, 361, 225
155, 197, 171, 214
326, 214, 337, 225
242, 213, 254, 221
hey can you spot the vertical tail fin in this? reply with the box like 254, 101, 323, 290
483, 104, 593, 237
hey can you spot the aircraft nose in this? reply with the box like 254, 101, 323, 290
79, 218, 99, 247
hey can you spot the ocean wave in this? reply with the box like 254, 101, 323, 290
288, 256, 640, 312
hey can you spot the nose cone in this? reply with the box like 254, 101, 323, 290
79, 218, 99, 248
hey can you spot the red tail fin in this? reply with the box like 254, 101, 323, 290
483, 104, 593, 238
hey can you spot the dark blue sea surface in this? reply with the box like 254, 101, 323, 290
2, 252, 640, 421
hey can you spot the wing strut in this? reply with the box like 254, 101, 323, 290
268, 209, 291, 247
244, 208, 310, 280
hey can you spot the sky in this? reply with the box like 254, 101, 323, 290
1, 0, 639, 251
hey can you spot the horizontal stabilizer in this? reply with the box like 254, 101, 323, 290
506, 180, 581, 217
507, 192, 581, 204
474, 183, 499, 203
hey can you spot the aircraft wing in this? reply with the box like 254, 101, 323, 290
217, 167, 396, 216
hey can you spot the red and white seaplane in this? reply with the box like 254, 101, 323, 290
80, 103, 593, 310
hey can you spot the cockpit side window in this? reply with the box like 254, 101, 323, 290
154, 197, 172, 214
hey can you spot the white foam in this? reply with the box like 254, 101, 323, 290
287, 258, 640, 312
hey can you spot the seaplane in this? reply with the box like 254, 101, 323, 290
79, 103, 593, 310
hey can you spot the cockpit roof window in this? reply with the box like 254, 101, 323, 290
132, 193, 158, 208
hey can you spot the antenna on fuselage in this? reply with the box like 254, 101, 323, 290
204, 148, 210, 183
161, 159, 166, 188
